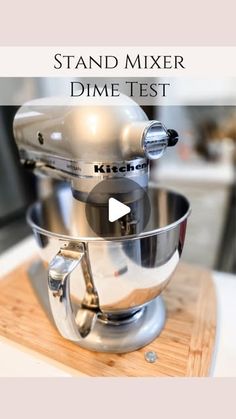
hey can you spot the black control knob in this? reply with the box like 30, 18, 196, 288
167, 129, 179, 147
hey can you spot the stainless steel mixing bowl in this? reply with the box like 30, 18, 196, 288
27, 186, 190, 352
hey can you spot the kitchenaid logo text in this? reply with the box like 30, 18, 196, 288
94, 162, 148, 174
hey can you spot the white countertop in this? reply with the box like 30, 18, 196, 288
0, 236, 235, 377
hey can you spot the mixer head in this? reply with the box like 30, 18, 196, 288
13, 94, 178, 201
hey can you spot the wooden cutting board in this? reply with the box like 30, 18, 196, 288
0, 260, 216, 376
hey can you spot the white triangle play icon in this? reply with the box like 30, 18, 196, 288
108, 198, 131, 222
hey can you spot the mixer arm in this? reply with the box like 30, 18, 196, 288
48, 242, 100, 341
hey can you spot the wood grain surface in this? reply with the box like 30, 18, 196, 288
0, 261, 216, 376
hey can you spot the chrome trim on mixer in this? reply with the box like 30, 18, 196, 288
142, 121, 168, 159
20, 149, 148, 180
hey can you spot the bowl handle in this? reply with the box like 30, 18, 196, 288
48, 242, 100, 341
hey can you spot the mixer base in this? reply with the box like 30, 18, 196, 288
28, 260, 166, 353
78, 297, 166, 353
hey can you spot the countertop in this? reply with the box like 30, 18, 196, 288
0, 236, 235, 377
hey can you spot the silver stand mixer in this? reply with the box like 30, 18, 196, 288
13, 94, 190, 353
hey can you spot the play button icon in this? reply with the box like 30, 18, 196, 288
84, 178, 151, 238
108, 198, 131, 222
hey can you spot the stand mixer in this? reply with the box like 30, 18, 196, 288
13, 94, 190, 353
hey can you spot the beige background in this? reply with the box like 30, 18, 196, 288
0, 378, 235, 418
0, 0, 235, 45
